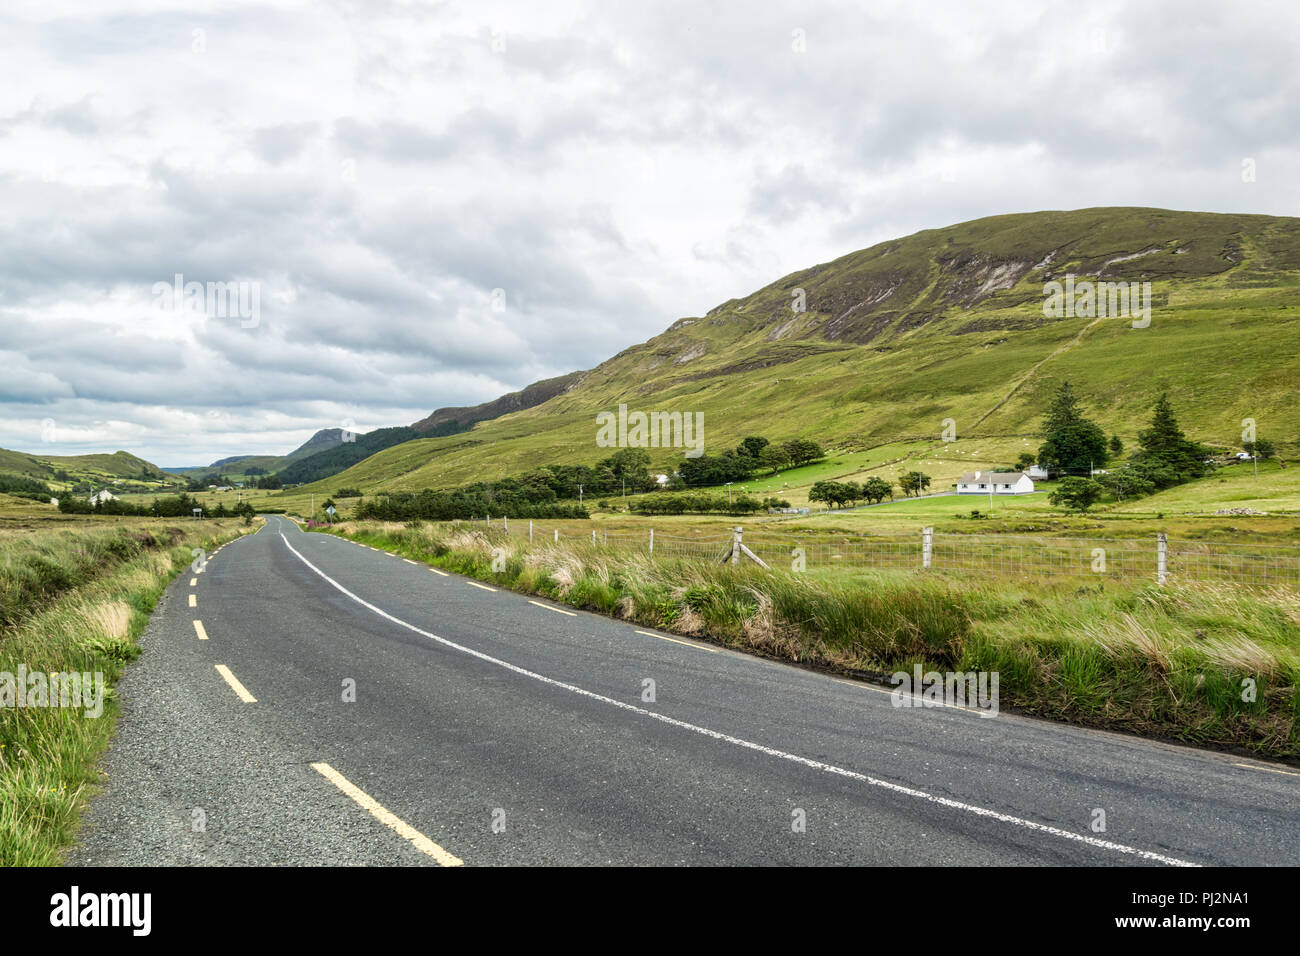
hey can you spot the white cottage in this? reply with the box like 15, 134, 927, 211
957, 471, 1035, 495
88, 489, 118, 505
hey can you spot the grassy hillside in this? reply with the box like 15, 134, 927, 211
0, 448, 168, 485
298, 207, 1300, 497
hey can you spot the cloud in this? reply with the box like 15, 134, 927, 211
0, 0, 1296, 463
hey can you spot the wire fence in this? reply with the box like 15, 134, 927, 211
475, 518, 1300, 589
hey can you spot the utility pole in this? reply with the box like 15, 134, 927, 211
1254, 454, 1259, 481
578, 483, 583, 506
725, 481, 733, 505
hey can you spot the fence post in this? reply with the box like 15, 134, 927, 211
649, 528, 654, 555
1157, 532, 1168, 585
529, 520, 533, 544
554, 529, 559, 543
922, 527, 933, 569
731, 526, 743, 566
504, 516, 508, 533
592, 529, 597, 545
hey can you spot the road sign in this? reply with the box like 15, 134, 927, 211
326, 506, 336, 515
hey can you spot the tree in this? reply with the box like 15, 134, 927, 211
1036, 382, 1109, 476
861, 476, 893, 503
1108, 435, 1123, 457
1049, 476, 1103, 512
1015, 452, 1036, 471
898, 471, 931, 497
601, 448, 652, 489
808, 480, 837, 509
1244, 437, 1276, 460
736, 436, 769, 459
1097, 468, 1155, 502
783, 439, 824, 467
843, 482, 862, 507
1134, 394, 1207, 482
759, 444, 792, 475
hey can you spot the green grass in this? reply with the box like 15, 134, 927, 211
323, 519, 1300, 760
0, 517, 257, 865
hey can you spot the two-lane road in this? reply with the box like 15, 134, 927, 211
72, 515, 1300, 866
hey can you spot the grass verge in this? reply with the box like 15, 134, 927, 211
0, 519, 258, 865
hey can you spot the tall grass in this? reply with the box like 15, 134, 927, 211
0, 519, 256, 865
329, 519, 1299, 759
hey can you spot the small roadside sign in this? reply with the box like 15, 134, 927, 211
326, 506, 336, 515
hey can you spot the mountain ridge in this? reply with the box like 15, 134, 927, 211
294, 206, 1299, 495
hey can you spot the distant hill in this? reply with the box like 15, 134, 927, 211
276, 427, 420, 486
171, 428, 356, 478
265, 376, 587, 487
298, 206, 1300, 493
411, 371, 587, 435
0, 448, 169, 483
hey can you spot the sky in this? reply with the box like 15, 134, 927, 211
2, 0, 1297, 466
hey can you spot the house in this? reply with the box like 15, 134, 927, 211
654, 474, 670, 487
88, 489, 117, 505
957, 471, 1035, 495
1026, 464, 1049, 479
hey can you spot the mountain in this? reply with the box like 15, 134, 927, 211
411, 371, 587, 436
169, 428, 357, 477
269, 373, 590, 487
287, 428, 353, 459
276, 426, 420, 486
273, 208, 1300, 493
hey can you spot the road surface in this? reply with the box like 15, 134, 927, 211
72, 516, 1299, 866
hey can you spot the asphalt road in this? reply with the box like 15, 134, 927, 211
72, 515, 1300, 866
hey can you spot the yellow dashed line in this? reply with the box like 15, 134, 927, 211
189, 577, 197, 587
310, 762, 463, 866
214, 664, 256, 703
635, 630, 719, 653
188, 594, 197, 608
1233, 762, 1300, 778
466, 581, 497, 592
529, 600, 576, 617
193, 620, 209, 641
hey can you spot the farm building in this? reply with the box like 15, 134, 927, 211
957, 471, 1035, 495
